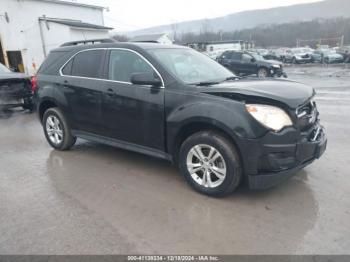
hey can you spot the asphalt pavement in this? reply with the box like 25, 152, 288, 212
0, 65, 349, 255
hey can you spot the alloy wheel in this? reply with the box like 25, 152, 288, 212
186, 144, 227, 188
46, 115, 63, 145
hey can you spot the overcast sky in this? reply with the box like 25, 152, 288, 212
82, 0, 322, 32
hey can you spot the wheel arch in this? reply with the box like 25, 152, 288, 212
38, 99, 58, 122
170, 120, 244, 169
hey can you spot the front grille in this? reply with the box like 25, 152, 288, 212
296, 100, 318, 131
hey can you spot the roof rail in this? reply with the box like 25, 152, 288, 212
60, 38, 115, 47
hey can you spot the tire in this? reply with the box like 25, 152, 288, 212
257, 67, 269, 78
179, 131, 242, 197
42, 107, 76, 151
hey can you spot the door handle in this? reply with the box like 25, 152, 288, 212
62, 80, 69, 89
106, 88, 116, 97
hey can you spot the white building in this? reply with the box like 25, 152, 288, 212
0, 0, 112, 75
130, 33, 173, 45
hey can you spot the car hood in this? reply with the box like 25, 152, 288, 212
198, 79, 315, 109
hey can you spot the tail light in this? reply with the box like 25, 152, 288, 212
31, 75, 38, 92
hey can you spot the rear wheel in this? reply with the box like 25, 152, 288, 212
43, 107, 76, 151
179, 131, 242, 197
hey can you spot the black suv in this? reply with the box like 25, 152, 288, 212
35, 42, 326, 197
217, 51, 287, 78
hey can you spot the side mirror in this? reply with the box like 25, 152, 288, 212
131, 72, 162, 87
251, 58, 256, 63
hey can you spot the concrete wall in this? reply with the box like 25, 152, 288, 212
0, 0, 106, 75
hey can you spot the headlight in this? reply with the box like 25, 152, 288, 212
272, 64, 280, 68
246, 104, 293, 132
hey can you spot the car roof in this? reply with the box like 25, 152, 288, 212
51, 42, 188, 53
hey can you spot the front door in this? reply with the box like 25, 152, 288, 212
101, 49, 165, 151
241, 53, 258, 74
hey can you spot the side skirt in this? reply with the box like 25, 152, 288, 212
72, 130, 173, 162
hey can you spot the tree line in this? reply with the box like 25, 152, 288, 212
113, 17, 350, 48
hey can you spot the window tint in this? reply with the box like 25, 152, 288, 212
38, 51, 69, 75
62, 59, 73, 75
108, 50, 154, 82
70, 50, 104, 78
230, 52, 242, 60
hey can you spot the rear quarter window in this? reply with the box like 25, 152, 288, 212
38, 51, 70, 75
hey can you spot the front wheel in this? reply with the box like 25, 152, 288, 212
179, 131, 242, 197
43, 107, 76, 151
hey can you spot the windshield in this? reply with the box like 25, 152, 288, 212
149, 48, 235, 84
0, 63, 10, 73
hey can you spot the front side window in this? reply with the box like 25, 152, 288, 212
108, 50, 154, 82
150, 48, 234, 84
242, 53, 253, 62
67, 50, 104, 78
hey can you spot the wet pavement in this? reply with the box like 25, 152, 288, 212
0, 65, 350, 255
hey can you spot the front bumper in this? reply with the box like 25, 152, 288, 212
238, 123, 327, 190
270, 67, 287, 78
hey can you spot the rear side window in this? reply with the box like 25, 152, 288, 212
66, 50, 104, 78
38, 51, 69, 75
61, 59, 73, 75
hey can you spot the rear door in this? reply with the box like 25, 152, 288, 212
227, 52, 243, 73
100, 49, 165, 151
60, 49, 106, 134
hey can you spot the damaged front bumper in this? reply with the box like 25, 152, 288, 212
239, 123, 327, 190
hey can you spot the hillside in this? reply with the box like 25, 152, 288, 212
126, 0, 350, 36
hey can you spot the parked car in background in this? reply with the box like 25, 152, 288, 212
284, 48, 313, 64
253, 49, 269, 57
205, 50, 224, 60
262, 50, 281, 61
312, 49, 344, 64
35, 42, 326, 196
217, 51, 286, 78
311, 50, 324, 63
337, 46, 350, 63
0, 63, 34, 112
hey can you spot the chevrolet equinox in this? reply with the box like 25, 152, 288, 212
34, 41, 327, 197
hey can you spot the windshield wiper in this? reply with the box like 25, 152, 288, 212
190, 81, 221, 86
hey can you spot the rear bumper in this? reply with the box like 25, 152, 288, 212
0, 93, 33, 109
238, 124, 327, 190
